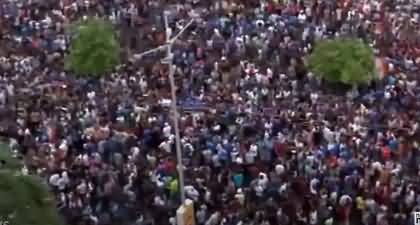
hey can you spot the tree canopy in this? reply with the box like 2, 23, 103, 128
0, 142, 20, 170
0, 143, 62, 225
66, 17, 120, 77
308, 38, 376, 86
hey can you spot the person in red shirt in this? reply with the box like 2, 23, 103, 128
274, 140, 287, 158
382, 146, 391, 161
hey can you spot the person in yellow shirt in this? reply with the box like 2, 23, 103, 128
356, 196, 365, 210
169, 178, 179, 197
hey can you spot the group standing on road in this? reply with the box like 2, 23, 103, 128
1, 0, 420, 225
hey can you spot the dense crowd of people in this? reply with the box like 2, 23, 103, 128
1, 0, 420, 225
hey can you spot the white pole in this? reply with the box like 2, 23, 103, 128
131, 44, 169, 61
131, 19, 195, 61
169, 19, 195, 44
164, 11, 186, 204
131, 12, 196, 204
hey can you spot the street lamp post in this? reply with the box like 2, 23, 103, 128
164, 11, 186, 204
131, 11, 195, 205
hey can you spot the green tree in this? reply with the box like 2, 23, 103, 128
0, 142, 20, 170
308, 38, 376, 86
66, 17, 120, 77
0, 143, 62, 225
